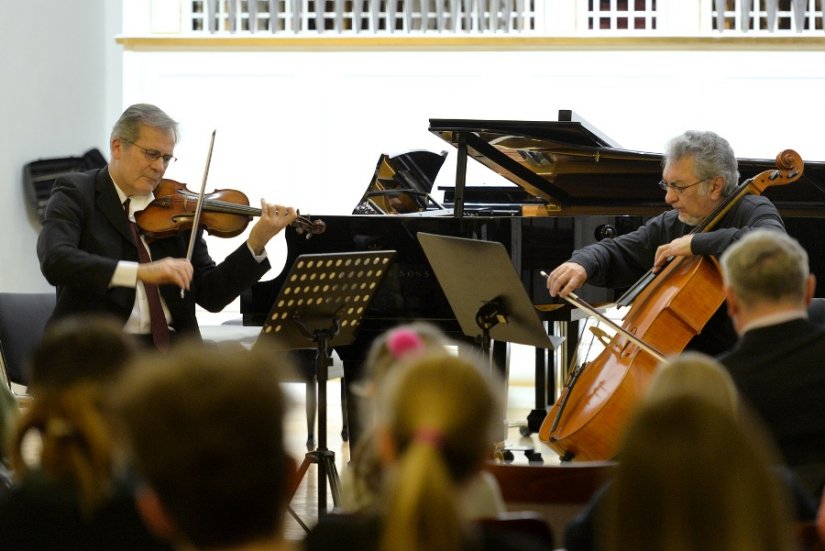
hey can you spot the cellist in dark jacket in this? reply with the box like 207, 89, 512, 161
545, 130, 785, 354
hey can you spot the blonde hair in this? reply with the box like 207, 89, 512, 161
11, 385, 115, 515
375, 352, 502, 551
343, 323, 453, 512
646, 352, 739, 414
603, 395, 794, 551
9, 316, 135, 516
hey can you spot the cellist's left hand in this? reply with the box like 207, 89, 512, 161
247, 199, 298, 255
653, 235, 694, 273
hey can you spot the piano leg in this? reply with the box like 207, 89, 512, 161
524, 345, 549, 436
294, 348, 350, 450
522, 320, 580, 436
335, 331, 375, 450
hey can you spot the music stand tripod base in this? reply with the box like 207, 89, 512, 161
257, 250, 396, 519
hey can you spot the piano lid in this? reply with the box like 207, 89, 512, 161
429, 110, 825, 217
353, 150, 448, 215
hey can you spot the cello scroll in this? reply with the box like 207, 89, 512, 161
745, 149, 803, 195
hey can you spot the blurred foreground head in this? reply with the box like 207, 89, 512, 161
603, 393, 793, 551
374, 350, 503, 551
113, 341, 295, 549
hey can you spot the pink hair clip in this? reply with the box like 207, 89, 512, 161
386, 328, 425, 360
413, 426, 444, 448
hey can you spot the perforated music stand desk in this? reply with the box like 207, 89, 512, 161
256, 250, 396, 518
418, 232, 562, 355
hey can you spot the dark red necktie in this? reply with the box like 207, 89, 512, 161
124, 198, 170, 351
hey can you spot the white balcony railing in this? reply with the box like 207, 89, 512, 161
141, 0, 825, 36
190, 0, 543, 34
713, 0, 824, 32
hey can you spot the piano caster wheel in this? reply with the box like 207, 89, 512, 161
519, 425, 533, 437
498, 449, 515, 464
525, 450, 543, 464
306, 437, 316, 451
341, 426, 349, 442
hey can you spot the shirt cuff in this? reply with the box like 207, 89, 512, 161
247, 242, 268, 263
110, 261, 139, 288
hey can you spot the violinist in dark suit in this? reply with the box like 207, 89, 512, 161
718, 229, 825, 499
37, 103, 298, 349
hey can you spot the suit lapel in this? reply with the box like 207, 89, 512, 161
95, 169, 133, 244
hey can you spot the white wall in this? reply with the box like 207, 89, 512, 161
124, 47, 825, 199
122, 46, 825, 294
0, 0, 122, 292
5, 3, 825, 310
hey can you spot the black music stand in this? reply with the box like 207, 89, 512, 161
417, 232, 562, 357
418, 233, 562, 462
256, 250, 396, 519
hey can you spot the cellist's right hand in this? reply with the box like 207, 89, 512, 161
547, 261, 588, 298
137, 258, 193, 290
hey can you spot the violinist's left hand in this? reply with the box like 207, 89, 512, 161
653, 235, 693, 272
247, 199, 298, 255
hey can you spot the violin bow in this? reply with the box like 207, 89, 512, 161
182, 129, 217, 297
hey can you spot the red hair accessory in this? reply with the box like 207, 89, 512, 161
386, 328, 425, 360
414, 427, 444, 447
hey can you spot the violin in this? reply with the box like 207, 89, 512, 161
134, 179, 326, 241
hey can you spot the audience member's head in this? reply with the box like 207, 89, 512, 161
113, 342, 295, 551
9, 315, 137, 515
721, 229, 814, 333
342, 323, 457, 513
646, 352, 738, 414
373, 351, 502, 551
359, 321, 452, 395
27, 315, 137, 393
602, 394, 795, 551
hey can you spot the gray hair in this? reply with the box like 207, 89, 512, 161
110, 103, 178, 144
720, 229, 808, 308
663, 130, 739, 196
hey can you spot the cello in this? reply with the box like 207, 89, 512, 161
538, 149, 804, 461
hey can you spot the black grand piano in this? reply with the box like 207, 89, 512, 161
242, 110, 825, 436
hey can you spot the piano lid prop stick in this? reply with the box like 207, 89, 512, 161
539, 270, 664, 362
182, 129, 217, 298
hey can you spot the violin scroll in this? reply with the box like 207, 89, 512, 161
292, 213, 326, 238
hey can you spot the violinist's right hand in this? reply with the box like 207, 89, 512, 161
137, 258, 193, 291
547, 261, 588, 298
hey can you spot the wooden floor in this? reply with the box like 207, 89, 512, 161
282, 379, 554, 541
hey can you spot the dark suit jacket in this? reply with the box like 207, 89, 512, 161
717, 317, 825, 497
36, 168, 271, 338
0, 470, 171, 551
